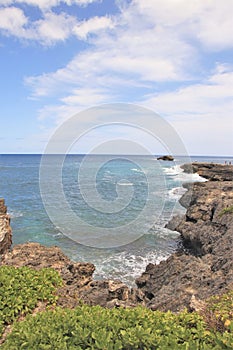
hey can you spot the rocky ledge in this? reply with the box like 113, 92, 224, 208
0, 199, 12, 255
1, 243, 144, 309
136, 162, 233, 311
0, 162, 232, 311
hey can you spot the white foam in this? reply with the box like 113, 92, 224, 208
94, 250, 169, 286
117, 182, 133, 186
131, 168, 143, 173
163, 165, 183, 176
9, 210, 23, 218
164, 165, 208, 183
168, 186, 187, 201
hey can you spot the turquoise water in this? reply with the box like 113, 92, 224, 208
0, 154, 232, 285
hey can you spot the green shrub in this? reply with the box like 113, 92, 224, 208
219, 205, 233, 217
0, 265, 232, 349
0, 265, 62, 332
1, 305, 223, 349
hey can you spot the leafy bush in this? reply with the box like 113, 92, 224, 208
0, 265, 62, 331
1, 305, 224, 349
0, 265, 232, 349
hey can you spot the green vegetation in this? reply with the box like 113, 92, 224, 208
0, 265, 232, 349
0, 265, 62, 334
0, 306, 217, 349
202, 291, 233, 332
219, 205, 233, 217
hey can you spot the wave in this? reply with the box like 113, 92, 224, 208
163, 165, 208, 183
167, 186, 187, 201
117, 182, 133, 186
131, 168, 143, 173
93, 250, 170, 286
9, 210, 24, 218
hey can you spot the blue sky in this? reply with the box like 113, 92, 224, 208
0, 0, 232, 155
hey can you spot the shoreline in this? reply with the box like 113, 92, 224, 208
0, 162, 233, 310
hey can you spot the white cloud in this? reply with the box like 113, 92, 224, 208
23, 0, 233, 107
0, 7, 28, 35
143, 65, 233, 115
1, 0, 233, 155
61, 88, 111, 106
0, 0, 100, 10
73, 16, 114, 39
133, 0, 233, 50
35, 12, 76, 44
66, 0, 100, 6
0, 7, 77, 44
140, 65, 233, 155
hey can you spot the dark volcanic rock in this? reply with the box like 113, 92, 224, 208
181, 162, 233, 181
0, 199, 12, 255
157, 155, 174, 161
136, 163, 233, 312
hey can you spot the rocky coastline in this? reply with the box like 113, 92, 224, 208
0, 199, 12, 255
0, 162, 232, 312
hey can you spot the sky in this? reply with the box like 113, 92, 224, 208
0, 0, 232, 156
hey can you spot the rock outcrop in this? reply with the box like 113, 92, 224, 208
136, 163, 233, 312
181, 162, 233, 181
0, 199, 12, 255
157, 155, 174, 161
1, 242, 145, 309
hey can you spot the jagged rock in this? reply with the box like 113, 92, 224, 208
181, 162, 233, 181
137, 163, 233, 312
1, 242, 95, 287
1, 242, 145, 308
157, 155, 174, 161
0, 199, 12, 255
165, 215, 183, 231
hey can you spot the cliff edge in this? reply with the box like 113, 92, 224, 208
136, 162, 233, 311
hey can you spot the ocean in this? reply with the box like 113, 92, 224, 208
0, 154, 232, 286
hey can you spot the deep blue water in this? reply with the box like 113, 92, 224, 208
0, 154, 232, 285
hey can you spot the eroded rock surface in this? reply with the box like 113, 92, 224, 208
1, 242, 144, 308
136, 163, 233, 312
0, 199, 12, 255
181, 162, 233, 181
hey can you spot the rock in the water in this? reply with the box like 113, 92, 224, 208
157, 155, 174, 161
0, 199, 12, 255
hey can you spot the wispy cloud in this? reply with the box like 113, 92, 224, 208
0, 0, 100, 10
